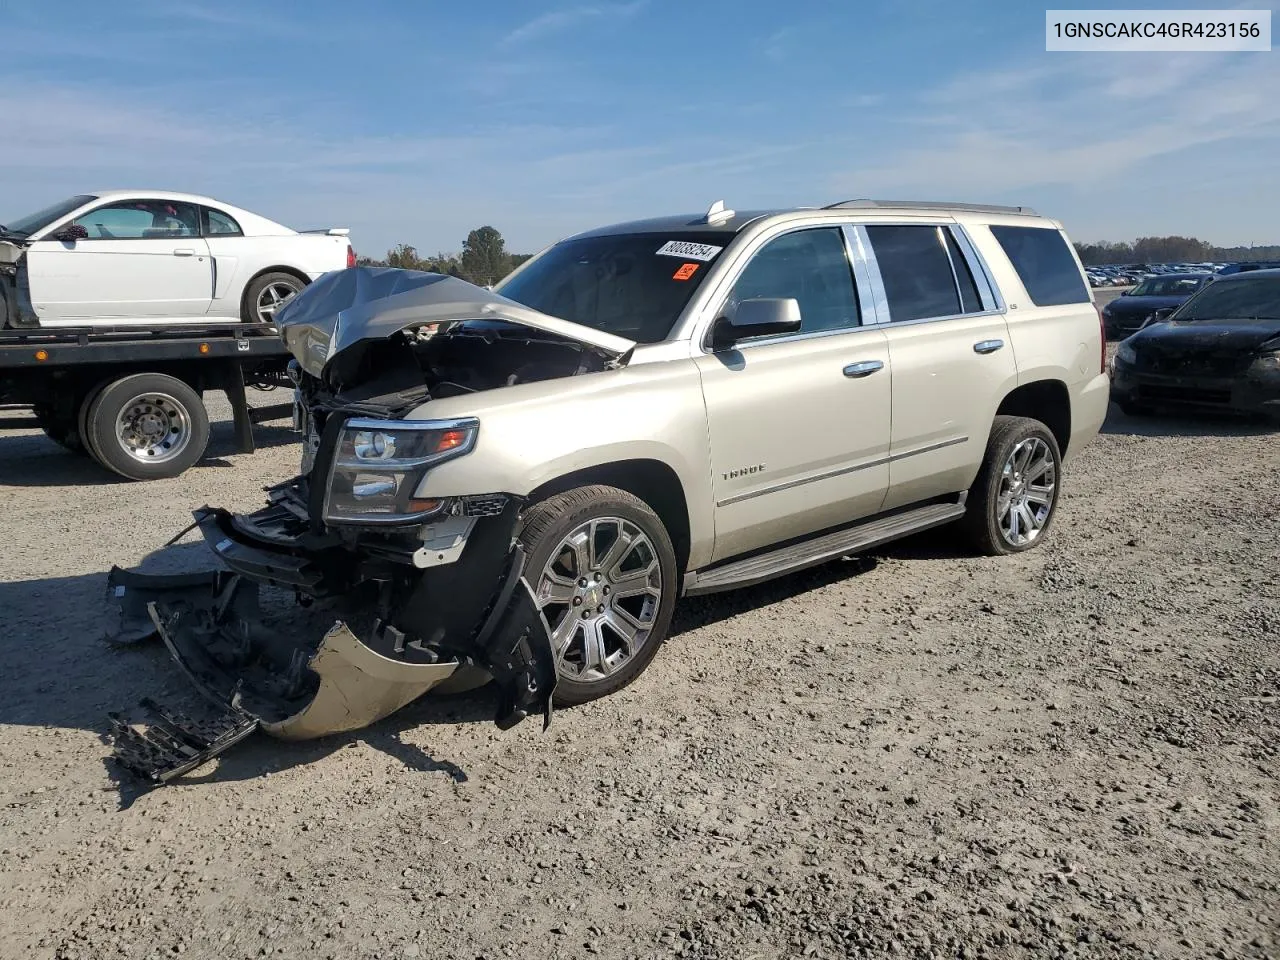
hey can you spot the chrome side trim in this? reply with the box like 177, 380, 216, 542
950, 224, 1005, 313
853, 225, 892, 326
715, 435, 969, 507
844, 225, 889, 325
938, 225, 965, 309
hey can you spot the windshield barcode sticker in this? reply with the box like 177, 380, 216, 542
655, 240, 723, 261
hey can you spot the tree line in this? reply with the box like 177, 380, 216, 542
357, 225, 532, 286
1073, 235, 1280, 265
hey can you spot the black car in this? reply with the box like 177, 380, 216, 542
1100, 273, 1213, 339
1110, 270, 1280, 421
1217, 260, 1280, 276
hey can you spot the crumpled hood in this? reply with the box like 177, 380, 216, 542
276, 267, 636, 378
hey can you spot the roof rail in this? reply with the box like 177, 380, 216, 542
822, 199, 1039, 216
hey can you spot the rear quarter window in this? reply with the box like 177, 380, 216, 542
989, 225, 1089, 307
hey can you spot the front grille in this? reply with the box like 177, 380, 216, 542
1138, 383, 1231, 405
1134, 350, 1249, 377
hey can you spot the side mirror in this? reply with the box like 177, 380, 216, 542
710, 298, 802, 350
1140, 307, 1175, 330
52, 224, 89, 242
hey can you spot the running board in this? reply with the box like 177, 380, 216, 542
684, 500, 966, 596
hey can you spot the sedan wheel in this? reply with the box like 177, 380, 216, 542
256, 281, 300, 322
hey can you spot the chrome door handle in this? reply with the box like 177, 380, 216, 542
973, 339, 1004, 354
843, 360, 884, 378
173, 248, 196, 257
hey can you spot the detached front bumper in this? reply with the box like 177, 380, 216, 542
106, 492, 556, 783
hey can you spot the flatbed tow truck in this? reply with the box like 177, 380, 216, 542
0, 321, 295, 480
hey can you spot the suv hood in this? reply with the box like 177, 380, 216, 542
276, 267, 635, 379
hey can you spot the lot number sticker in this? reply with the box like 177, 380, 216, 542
655, 240, 723, 261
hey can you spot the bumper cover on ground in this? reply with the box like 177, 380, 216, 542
104, 498, 556, 784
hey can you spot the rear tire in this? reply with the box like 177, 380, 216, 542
242, 272, 305, 324
517, 485, 678, 707
33, 405, 86, 454
84, 373, 210, 480
962, 415, 1062, 557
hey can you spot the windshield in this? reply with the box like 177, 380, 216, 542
2, 195, 96, 238
1130, 276, 1206, 297
1172, 276, 1280, 321
494, 231, 736, 343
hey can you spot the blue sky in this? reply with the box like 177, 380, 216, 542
3, 0, 1278, 256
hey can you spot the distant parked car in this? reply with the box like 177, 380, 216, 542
1110, 269, 1280, 422
1100, 273, 1214, 339
0, 191, 355, 328
1216, 260, 1280, 276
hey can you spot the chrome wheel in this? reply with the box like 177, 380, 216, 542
114, 393, 193, 464
256, 281, 299, 322
997, 436, 1056, 546
533, 516, 663, 684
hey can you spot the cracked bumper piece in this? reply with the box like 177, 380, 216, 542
105, 501, 556, 782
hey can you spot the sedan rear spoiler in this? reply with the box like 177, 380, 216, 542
299, 228, 351, 237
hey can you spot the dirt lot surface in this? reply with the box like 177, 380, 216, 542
1, 361, 1277, 960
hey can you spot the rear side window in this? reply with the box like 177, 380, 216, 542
204, 207, 243, 236
865, 225, 961, 322
989, 225, 1089, 306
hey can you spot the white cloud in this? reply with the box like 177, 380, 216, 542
499, 1, 646, 48
831, 52, 1280, 242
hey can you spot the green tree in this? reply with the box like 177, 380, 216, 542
460, 226, 511, 286
386, 243, 428, 270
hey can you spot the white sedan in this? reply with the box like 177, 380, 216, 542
1, 191, 354, 327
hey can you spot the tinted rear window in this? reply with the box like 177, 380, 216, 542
989, 225, 1089, 307
866, 225, 961, 322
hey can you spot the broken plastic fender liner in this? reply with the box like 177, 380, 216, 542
259, 622, 459, 741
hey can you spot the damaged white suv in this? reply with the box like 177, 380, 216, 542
108, 200, 1109, 780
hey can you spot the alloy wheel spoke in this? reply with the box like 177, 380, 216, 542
537, 578, 576, 608
580, 618, 610, 675
609, 563, 659, 599
564, 530, 591, 579
550, 612, 580, 659
1019, 502, 1040, 532
596, 525, 635, 577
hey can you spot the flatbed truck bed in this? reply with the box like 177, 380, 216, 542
0, 322, 296, 480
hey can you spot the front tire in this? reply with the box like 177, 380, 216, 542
242, 272, 305, 324
961, 415, 1062, 556
518, 485, 678, 707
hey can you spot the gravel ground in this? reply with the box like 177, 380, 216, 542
1, 344, 1277, 960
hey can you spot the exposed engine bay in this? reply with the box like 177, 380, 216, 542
104, 267, 635, 785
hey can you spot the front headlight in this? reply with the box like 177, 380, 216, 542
1251, 349, 1280, 374
324, 417, 478, 525
1115, 342, 1137, 366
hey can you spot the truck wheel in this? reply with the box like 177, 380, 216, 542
83, 374, 210, 481
518, 485, 678, 707
243, 272, 304, 324
33, 405, 86, 454
961, 415, 1062, 557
